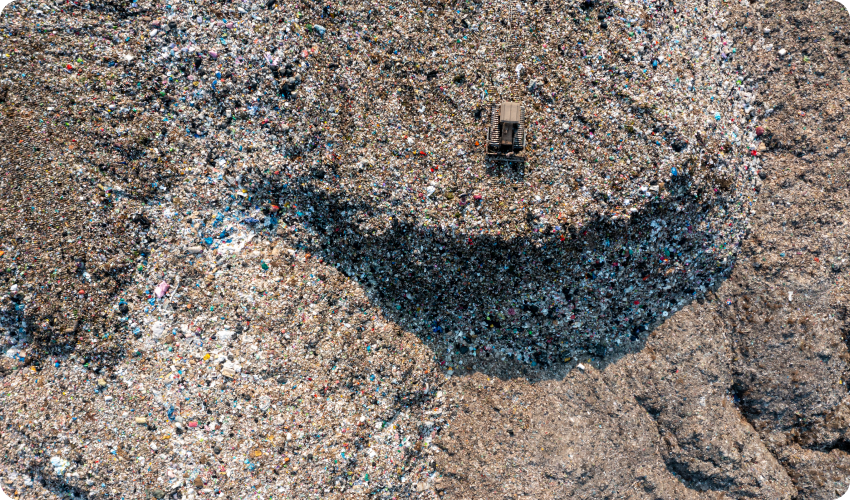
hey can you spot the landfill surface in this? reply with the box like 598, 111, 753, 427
1, 0, 849, 498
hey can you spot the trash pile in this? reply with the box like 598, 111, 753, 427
0, 0, 766, 496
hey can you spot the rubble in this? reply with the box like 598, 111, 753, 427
2, 0, 835, 496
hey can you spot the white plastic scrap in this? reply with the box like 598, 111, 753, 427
216, 330, 235, 341
217, 231, 256, 255
50, 456, 70, 476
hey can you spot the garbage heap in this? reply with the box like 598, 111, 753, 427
0, 0, 765, 497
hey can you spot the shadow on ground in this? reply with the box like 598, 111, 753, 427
261, 170, 741, 381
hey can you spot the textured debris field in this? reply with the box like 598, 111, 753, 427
0, 0, 784, 497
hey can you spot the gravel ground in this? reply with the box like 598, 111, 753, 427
0, 0, 849, 498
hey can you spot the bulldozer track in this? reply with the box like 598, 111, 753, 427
482, 1, 527, 163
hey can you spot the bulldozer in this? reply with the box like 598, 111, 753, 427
483, 3, 527, 164
485, 101, 526, 163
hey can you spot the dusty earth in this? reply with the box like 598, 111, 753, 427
0, 0, 849, 498
433, 0, 850, 498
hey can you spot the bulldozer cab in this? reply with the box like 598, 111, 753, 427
500, 121, 517, 148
